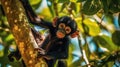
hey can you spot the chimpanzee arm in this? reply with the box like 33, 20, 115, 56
19, 0, 52, 28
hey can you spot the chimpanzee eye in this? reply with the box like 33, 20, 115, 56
59, 23, 65, 28
65, 26, 71, 34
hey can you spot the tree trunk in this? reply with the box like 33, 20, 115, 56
1, 0, 47, 67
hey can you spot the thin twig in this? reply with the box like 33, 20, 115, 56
78, 34, 91, 67
93, 14, 117, 32
0, 27, 10, 32
93, 15, 106, 26
100, 15, 105, 24
67, 2, 74, 18
53, 0, 58, 16
78, 34, 83, 56
82, 50, 91, 67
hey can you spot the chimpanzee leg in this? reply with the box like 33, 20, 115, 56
21, 59, 26, 67
45, 59, 57, 67
57, 59, 67, 67
8, 48, 21, 62
8, 47, 26, 67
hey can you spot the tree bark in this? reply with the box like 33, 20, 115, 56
1, 0, 47, 67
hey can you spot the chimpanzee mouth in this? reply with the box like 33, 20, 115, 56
56, 31, 65, 38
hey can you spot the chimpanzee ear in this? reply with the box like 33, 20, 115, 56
52, 17, 58, 27
70, 30, 79, 38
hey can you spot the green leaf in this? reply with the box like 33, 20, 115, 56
83, 43, 91, 59
5, 34, 14, 42
29, 0, 41, 5
60, 3, 67, 12
77, 0, 86, 2
29, 0, 42, 9
83, 18, 100, 36
118, 13, 120, 27
82, 23, 89, 35
0, 48, 4, 57
109, 0, 120, 13
101, 0, 109, 14
104, 14, 114, 24
81, 0, 101, 15
46, 0, 55, 17
93, 35, 117, 51
58, 0, 69, 3
112, 30, 120, 46
70, 2, 77, 12
40, 7, 52, 20
75, 17, 84, 32
70, 0, 77, 2
68, 59, 81, 67
67, 43, 75, 66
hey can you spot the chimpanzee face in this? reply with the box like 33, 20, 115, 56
55, 16, 77, 38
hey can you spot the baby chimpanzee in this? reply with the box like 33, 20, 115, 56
8, 0, 78, 67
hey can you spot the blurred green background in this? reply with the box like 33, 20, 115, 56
0, 0, 120, 67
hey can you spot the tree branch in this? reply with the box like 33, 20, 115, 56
1, 0, 47, 67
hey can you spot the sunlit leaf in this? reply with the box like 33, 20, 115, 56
112, 30, 120, 46
83, 18, 100, 36
81, 0, 101, 15
75, 3, 81, 14
0, 50, 4, 57
75, 17, 84, 32
4, 34, 14, 42
70, 0, 77, 2
29, 0, 42, 9
94, 35, 117, 51
40, 7, 52, 20
29, 0, 41, 5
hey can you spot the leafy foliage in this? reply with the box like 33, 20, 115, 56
83, 18, 100, 36
0, 0, 120, 67
112, 30, 120, 46
81, 0, 101, 15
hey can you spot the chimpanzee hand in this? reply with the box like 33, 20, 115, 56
34, 48, 53, 60
42, 55, 53, 60
38, 48, 46, 55
34, 48, 46, 55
